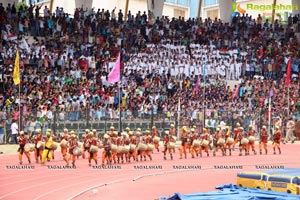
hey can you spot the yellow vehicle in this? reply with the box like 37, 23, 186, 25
266, 174, 300, 195
237, 172, 268, 189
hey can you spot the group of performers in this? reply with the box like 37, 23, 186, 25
17, 123, 284, 166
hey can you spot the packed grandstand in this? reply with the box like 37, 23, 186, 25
0, 2, 299, 142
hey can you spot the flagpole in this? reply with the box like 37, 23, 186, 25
14, 49, 21, 133
202, 59, 206, 132
119, 80, 122, 133
286, 57, 291, 118
177, 97, 181, 138
287, 86, 290, 117
18, 76, 21, 132
107, 52, 121, 132
119, 54, 122, 133
268, 96, 271, 138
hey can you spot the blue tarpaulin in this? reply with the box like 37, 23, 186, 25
160, 184, 300, 200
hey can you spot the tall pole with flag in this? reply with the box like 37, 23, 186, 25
202, 59, 206, 131
177, 97, 181, 138
286, 57, 292, 117
108, 53, 121, 132
13, 50, 21, 132
268, 89, 273, 137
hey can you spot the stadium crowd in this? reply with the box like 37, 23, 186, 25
0, 2, 299, 144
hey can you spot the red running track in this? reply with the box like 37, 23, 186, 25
0, 144, 299, 200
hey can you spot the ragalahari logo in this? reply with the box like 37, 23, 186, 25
232, 1, 246, 18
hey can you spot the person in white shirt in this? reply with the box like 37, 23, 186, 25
228, 60, 235, 80
11, 119, 19, 144
285, 117, 296, 143
235, 60, 242, 79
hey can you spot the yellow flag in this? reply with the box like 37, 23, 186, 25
13, 50, 20, 85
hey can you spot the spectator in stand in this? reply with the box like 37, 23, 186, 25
0, 2, 298, 139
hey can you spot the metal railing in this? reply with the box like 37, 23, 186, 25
2, 105, 299, 143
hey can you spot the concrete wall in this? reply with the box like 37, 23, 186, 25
1, 0, 18, 7
163, 4, 189, 19
219, 0, 233, 23
146, 0, 164, 19
1, 0, 188, 20
292, 0, 300, 15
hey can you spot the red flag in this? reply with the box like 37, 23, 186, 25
232, 85, 240, 98
108, 53, 121, 83
286, 58, 292, 86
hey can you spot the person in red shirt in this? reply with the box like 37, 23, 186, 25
127, 131, 137, 162
143, 130, 153, 161
169, 124, 176, 153
88, 132, 98, 166
189, 128, 199, 158
18, 131, 31, 165
200, 128, 210, 157
259, 126, 269, 155
273, 126, 282, 155
116, 132, 124, 164
110, 129, 118, 164
224, 126, 233, 156
232, 122, 241, 149
60, 129, 69, 162
102, 134, 112, 165
247, 125, 257, 155
151, 126, 160, 152
179, 126, 189, 159
163, 131, 174, 160
68, 134, 79, 167
238, 127, 248, 156
82, 129, 90, 159
213, 127, 225, 156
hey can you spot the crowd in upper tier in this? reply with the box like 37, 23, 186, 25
0, 2, 299, 139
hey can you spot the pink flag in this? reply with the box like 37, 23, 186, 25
286, 57, 292, 86
108, 53, 121, 83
